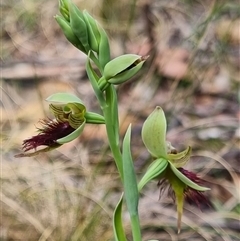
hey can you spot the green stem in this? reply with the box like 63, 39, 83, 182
103, 95, 123, 181
130, 214, 142, 241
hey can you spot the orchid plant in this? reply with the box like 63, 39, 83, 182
16, 0, 210, 240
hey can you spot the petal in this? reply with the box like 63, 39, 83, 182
57, 120, 86, 144
167, 146, 192, 168
169, 163, 210, 191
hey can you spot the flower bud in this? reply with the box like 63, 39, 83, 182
59, 0, 70, 21
142, 106, 168, 158
68, 2, 90, 52
103, 54, 147, 85
55, 15, 86, 53
82, 11, 110, 68
83, 10, 100, 53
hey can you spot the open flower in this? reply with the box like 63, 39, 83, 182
15, 93, 105, 157
139, 106, 210, 233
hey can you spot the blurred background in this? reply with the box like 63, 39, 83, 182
1, 0, 240, 240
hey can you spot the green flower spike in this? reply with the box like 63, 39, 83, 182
55, 15, 86, 53
15, 93, 104, 158
140, 106, 210, 233
83, 10, 110, 68
98, 54, 148, 91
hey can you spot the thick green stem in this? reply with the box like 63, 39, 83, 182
131, 214, 142, 241
103, 102, 124, 182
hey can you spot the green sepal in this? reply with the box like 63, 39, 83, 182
104, 54, 141, 80
55, 15, 86, 53
142, 106, 168, 159
85, 111, 105, 124
169, 163, 210, 191
103, 54, 145, 84
168, 146, 192, 168
69, 2, 90, 51
57, 119, 86, 144
113, 193, 128, 241
83, 10, 100, 53
46, 92, 84, 105
138, 158, 168, 191
108, 61, 144, 85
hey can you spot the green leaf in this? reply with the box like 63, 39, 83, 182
138, 158, 168, 191
57, 120, 85, 144
113, 193, 127, 241
169, 163, 210, 191
122, 124, 139, 216
46, 93, 84, 105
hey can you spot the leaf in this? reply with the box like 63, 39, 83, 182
169, 163, 210, 191
46, 92, 84, 105
103, 54, 142, 80
113, 193, 127, 241
122, 124, 139, 216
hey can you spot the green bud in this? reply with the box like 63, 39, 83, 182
85, 111, 105, 124
69, 2, 90, 52
142, 106, 168, 158
59, 0, 70, 21
103, 54, 147, 85
55, 15, 86, 53
83, 10, 110, 68
83, 10, 100, 53
138, 158, 168, 191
